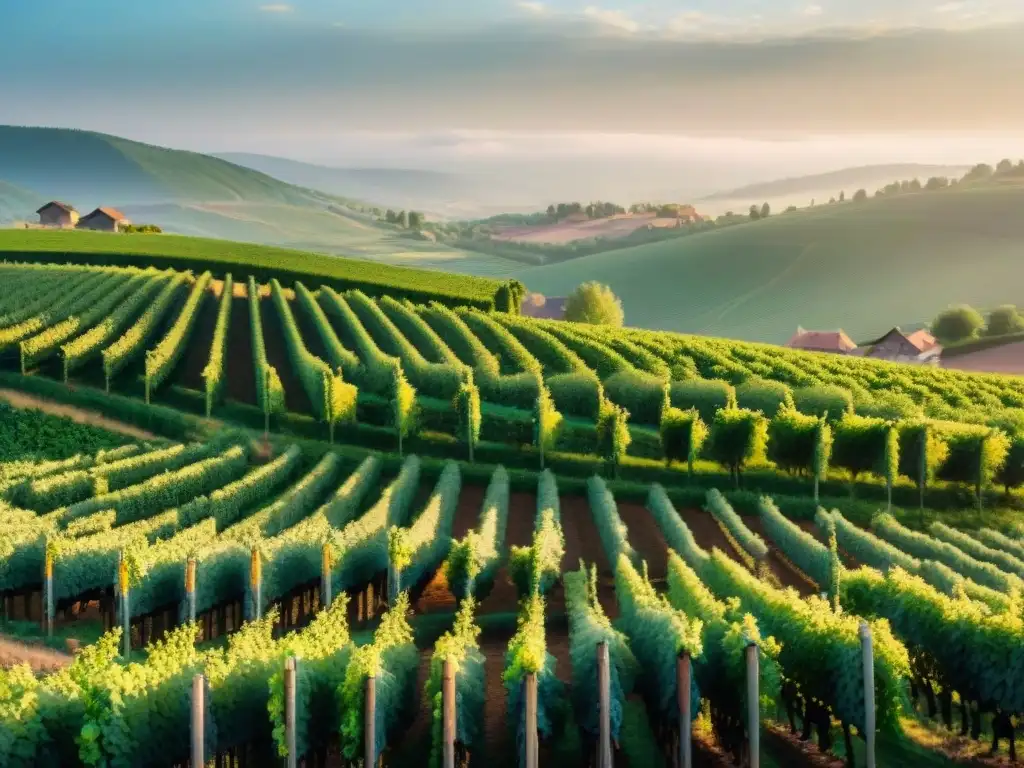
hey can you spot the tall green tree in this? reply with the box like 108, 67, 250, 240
564, 281, 624, 327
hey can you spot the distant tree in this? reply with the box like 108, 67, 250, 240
839, 191, 846, 202
585, 204, 595, 219
909, 178, 922, 191
931, 305, 985, 344
925, 176, 949, 191
546, 204, 556, 219
749, 205, 761, 221
997, 159, 1015, 174
408, 211, 423, 229
785, 205, 798, 213
963, 163, 994, 182
385, 209, 398, 224
985, 305, 1024, 337
829, 197, 836, 204
564, 281, 624, 326
853, 189, 868, 202
399, 210, 409, 228
760, 202, 771, 219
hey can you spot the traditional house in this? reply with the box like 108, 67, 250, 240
785, 327, 858, 354
77, 207, 130, 232
520, 293, 567, 321
864, 327, 942, 364
36, 201, 79, 228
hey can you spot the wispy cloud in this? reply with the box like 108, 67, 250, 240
802, 4, 824, 16
582, 7, 641, 33
517, 1, 548, 15
259, 4, 293, 13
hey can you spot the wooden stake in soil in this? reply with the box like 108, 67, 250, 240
249, 546, 262, 620
365, 675, 377, 768
191, 674, 205, 768
118, 551, 131, 659
860, 621, 876, 768
321, 542, 333, 609
443, 658, 456, 768
678, 651, 692, 768
44, 547, 54, 638
597, 642, 612, 768
285, 656, 298, 768
746, 642, 759, 768
186, 558, 197, 625
525, 673, 539, 768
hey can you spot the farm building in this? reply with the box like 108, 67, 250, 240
36, 201, 79, 228
77, 207, 131, 232
520, 293, 567, 320
785, 327, 858, 354
863, 327, 942, 364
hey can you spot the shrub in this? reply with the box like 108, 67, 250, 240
704, 408, 768, 482
831, 413, 897, 485
934, 422, 1010, 503
596, 403, 631, 477
564, 281, 624, 326
767, 407, 832, 481
896, 420, 949, 498
793, 385, 852, 421
659, 407, 708, 473
669, 379, 737, 424
603, 370, 669, 426
985, 305, 1024, 337
931, 305, 984, 343
735, 378, 793, 416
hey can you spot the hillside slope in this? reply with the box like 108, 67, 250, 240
0, 126, 333, 208
702, 164, 969, 202
515, 179, 1024, 343
0, 180, 44, 223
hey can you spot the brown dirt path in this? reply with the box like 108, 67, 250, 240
171, 289, 218, 391
259, 297, 311, 415
0, 388, 157, 440
0, 636, 72, 673
618, 501, 670, 580
745, 516, 817, 596
224, 294, 257, 406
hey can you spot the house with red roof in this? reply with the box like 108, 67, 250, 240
77, 207, 131, 232
785, 327, 858, 354
863, 327, 942, 364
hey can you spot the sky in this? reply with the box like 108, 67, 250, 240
2, 1, 1024, 176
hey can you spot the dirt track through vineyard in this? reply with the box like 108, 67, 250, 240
745, 516, 817, 595
171, 288, 217, 391
0, 388, 158, 440
259, 297, 310, 415
223, 294, 257, 406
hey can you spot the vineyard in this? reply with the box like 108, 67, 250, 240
2, 436, 1024, 767
2, 255, 1024, 766
0, 261, 1021, 518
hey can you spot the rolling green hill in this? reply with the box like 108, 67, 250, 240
514, 178, 1024, 344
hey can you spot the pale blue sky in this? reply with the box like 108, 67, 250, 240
2, 1, 1023, 162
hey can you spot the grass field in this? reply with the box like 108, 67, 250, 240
0, 229, 507, 308
514, 178, 1024, 343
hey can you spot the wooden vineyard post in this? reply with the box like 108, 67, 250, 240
118, 550, 131, 659
597, 642, 612, 768
44, 546, 54, 638
525, 673, 539, 768
185, 558, 197, 625
191, 674, 205, 768
860, 621, 877, 768
365, 675, 377, 768
746, 642, 760, 768
249, 546, 262, 621
443, 658, 456, 768
321, 542, 333, 609
677, 651, 692, 768
285, 656, 298, 768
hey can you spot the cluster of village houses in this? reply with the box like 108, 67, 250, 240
36, 201, 131, 232
786, 326, 942, 364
